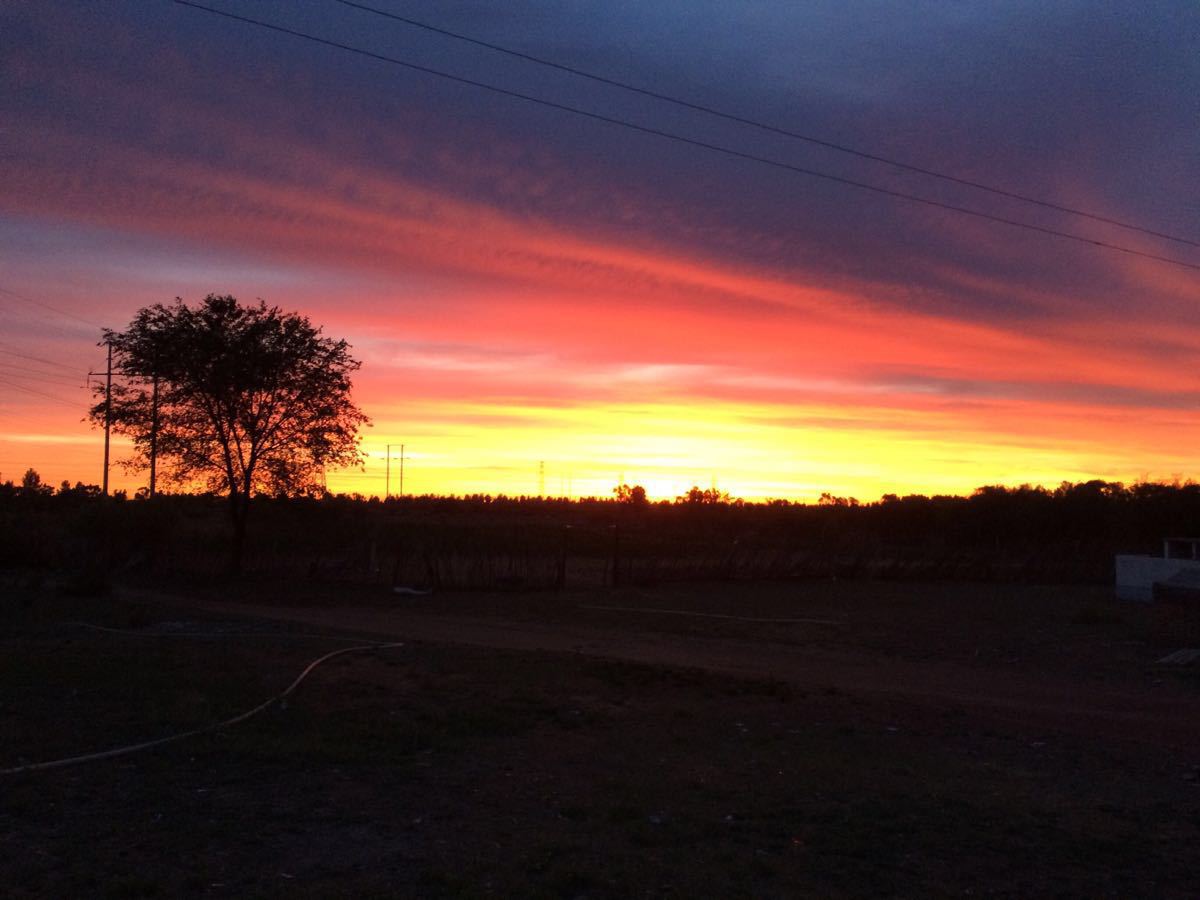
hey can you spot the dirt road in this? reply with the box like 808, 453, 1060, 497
172, 592, 1200, 749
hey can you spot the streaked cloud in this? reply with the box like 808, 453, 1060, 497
0, 1, 1196, 498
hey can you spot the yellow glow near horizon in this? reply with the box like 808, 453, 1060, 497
9, 389, 1196, 502
320, 395, 1193, 502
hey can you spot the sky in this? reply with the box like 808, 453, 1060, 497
1, 0, 1198, 500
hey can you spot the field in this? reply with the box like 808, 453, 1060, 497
3, 578, 1200, 897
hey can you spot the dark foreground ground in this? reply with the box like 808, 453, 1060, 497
2, 579, 1199, 897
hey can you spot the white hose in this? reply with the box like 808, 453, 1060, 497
2, 638, 404, 776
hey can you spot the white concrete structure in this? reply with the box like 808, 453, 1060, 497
1116, 538, 1200, 601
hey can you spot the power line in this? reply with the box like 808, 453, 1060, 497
0, 376, 84, 409
0, 286, 103, 329
174, 1, 1200, 273
0, 359, 83, 379
330, 0, 1198, 249
0, 344, 81, 372
0, 362, 87, 387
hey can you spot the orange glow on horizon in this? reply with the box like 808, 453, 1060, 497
12, 386, 1200, 503
4, 49, 1198, 501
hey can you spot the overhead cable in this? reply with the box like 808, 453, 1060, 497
0, 286, 103, 329
174, 1, 1200, 273
0, 376, 84, 408
330, 0, 1198, 248
0, 344, 82, 372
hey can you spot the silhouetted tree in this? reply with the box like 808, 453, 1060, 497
677, 485, 731, 505
613, 483, 648, 507
818, 492, 859, 507
57, 480, 102, 500
90, 295, 369, 573
19, 468, 53, 498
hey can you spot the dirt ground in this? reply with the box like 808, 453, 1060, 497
3, 579, 1199, 897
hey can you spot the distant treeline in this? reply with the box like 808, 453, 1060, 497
3, 470, 1199, 587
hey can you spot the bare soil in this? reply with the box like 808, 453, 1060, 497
2, 579, 1199, 897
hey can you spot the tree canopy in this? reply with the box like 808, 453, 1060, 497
90, 294, 369, 570
613, 483, 648, 507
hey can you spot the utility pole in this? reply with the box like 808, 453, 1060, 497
385, 443, 406, 499
102, 340, 112, 496
539, 460, 545, 497
148, 373, 159, 497
90, 344, 159, 498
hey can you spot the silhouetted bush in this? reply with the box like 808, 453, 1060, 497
1, 478, 1197, 587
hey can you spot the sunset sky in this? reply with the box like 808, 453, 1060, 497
2, 1, 1198, 500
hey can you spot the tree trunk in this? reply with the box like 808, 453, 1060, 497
228, 491, 250, 576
